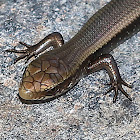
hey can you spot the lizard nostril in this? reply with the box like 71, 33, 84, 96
19, 86, 34, 100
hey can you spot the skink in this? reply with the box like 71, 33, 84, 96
7, 0, 140, 103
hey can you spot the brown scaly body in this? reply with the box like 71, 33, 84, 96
6, 0, 140, 103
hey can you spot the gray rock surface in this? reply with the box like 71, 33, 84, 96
0, 0, 139, 139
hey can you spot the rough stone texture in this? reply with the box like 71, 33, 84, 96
0, 0, 139, 139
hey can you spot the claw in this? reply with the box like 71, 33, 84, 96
105, 86, 114, 95
121, 79, 133, 88
6, 42, 34, 63
119, 86, 132, 101
24, 53, 34, 63
5, 48, 27, 53
113, 87, 118, 103
5, 42, 30, 53
19, 42, 31, 48
13, 54, 28, 64
105, 79, 132, 103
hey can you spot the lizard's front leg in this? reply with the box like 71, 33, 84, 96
6, 32, 64, 63
87, 54, 132, 103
